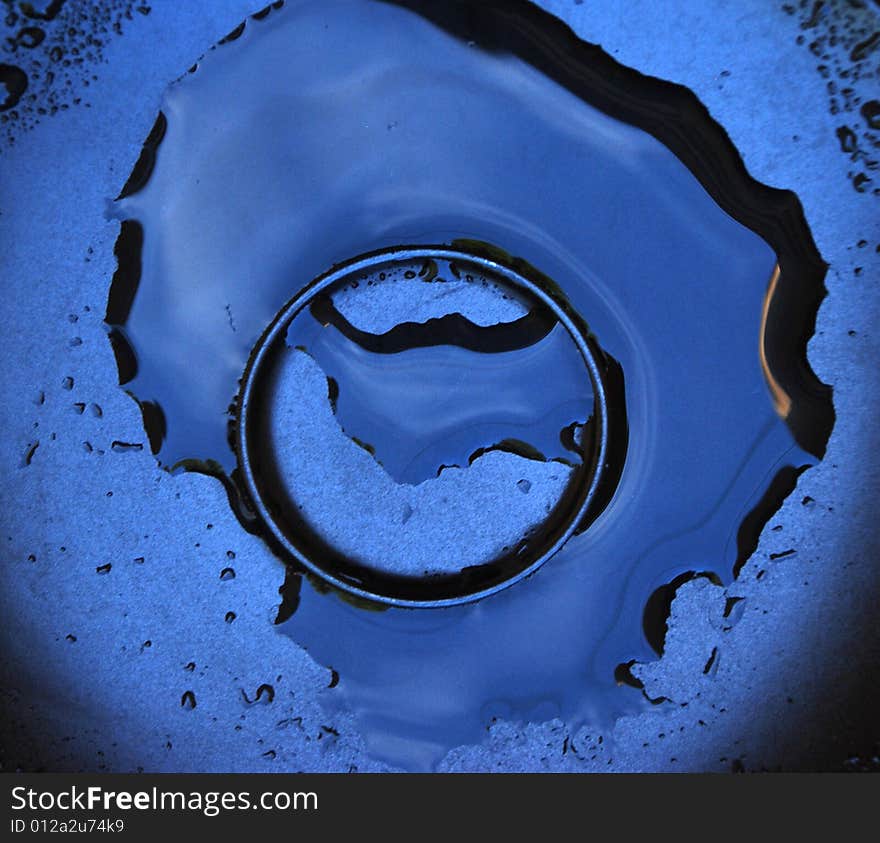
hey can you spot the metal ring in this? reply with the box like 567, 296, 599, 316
237, 246, 611, 607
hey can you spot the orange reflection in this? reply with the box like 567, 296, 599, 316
760, 264, 792, 419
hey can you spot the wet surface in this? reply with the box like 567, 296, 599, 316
1, 0, 877, 774
0, 1, 153, 142
103, 0, 832, 767
783, 0, 880, 197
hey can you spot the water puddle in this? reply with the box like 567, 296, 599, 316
106, 0, 833, 768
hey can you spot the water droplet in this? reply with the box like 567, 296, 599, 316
722, 597, 746, 629
836, 125, 857, 153
860, 100, 880, 130
0, 63, 27, 112
241, 683, 275, 704
853, 172, 872, 192
16, 27, 45, 49
702, 647, 718, 675
850, 31, 880, 63
111, 441, 143, 453
21, 441, 39, 467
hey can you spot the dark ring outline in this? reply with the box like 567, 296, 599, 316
236, 246, 611, 608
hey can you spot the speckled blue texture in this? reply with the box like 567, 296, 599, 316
0, 0, 878, 772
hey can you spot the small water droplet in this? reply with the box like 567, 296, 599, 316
836, 125, 857, 153
241, 683, 275, 704
853, 172, 871, 192
21, 441, 39, 467
850, 31, 880, 63
860, 100, 880, 130
0, 63, 27, 112
111, 441, 143, 453
16, 27, 45, 49
702, 646, 719, 675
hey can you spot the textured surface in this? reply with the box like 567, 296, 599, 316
0, 0, 878, 772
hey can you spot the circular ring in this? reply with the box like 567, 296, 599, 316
236, 245, 612, 608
